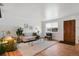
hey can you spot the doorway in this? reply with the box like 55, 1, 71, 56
64, 20, 75, 45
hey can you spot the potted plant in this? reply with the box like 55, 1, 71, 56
0, 38, 5, 55
16, 27, 23, 36
16, 27, 23, 43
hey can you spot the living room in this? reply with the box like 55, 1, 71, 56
0, 3, 79, 56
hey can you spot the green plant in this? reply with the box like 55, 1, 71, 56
0, 38, 3, 42
0, 38, 5, 54
16, 27, 23, 36
0, 45, 5, 54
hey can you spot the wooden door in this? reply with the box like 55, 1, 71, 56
64, 20, 75, 45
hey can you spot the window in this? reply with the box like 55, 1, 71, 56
46, 22, 58, 32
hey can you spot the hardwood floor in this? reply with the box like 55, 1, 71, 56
1, 50, 22, 56
1, 42, 79, 56
36, 43, 79, 56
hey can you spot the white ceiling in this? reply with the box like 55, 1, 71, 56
2, 3, 79, 20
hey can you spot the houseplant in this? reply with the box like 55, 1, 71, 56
0, 38, 5, 55
16, 27, 23, 43
16, 27, 23, 36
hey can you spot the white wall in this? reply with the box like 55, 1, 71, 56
42, 14, 79, 44
58, 3, 79, 18
0, 3, 44, 36
42, 3, 79, 44
44, 3, 79, 21
57, 3, 79, 44
44, 3, 59, 21
42, 18, 63, 41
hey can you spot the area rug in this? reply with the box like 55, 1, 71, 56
17, 39, 58, 56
